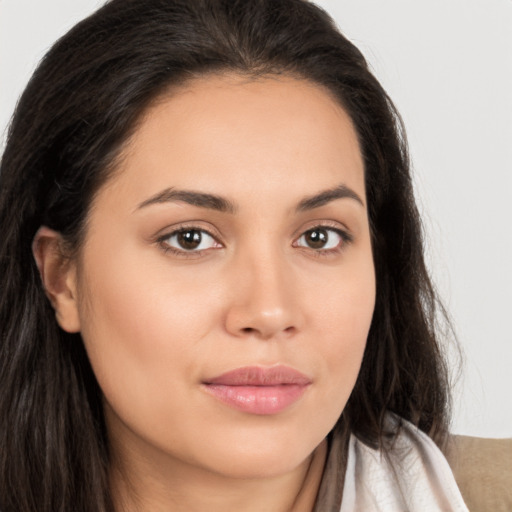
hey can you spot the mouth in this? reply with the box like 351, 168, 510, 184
202, 365, 311, 415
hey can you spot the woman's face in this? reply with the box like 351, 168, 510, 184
71, 75, 375, 479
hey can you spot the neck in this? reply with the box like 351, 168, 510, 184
110, 438, 328, 512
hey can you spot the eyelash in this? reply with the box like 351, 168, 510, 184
157, 223, 353, 259
293, 225, 353, 258
157, 224, 221, 258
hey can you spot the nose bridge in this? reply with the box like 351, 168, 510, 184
225, 237, 300, 339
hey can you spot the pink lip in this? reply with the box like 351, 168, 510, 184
202, 365, 311, 415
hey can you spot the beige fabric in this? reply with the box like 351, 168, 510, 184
445, 435, 512, 512
314, 422, 512, 511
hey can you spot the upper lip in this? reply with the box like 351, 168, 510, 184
203, 365, 311, 386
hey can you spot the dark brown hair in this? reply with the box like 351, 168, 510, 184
0, 1, 453, 510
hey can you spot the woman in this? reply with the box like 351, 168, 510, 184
0, 0, 468, 510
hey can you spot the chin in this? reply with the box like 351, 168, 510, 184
188, 423, 325, 480
206, 449, 312, 480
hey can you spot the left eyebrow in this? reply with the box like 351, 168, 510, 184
296, 184, 365, 211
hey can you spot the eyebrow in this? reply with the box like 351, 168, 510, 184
136, 188, 236, 213
136, 183, 364, 213
296, 184, 365, 211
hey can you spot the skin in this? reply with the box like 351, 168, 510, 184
34, 75, 376, 511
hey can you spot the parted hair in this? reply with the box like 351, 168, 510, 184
0, 1, 453, 510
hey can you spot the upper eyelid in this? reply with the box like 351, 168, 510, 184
156, 222, 222, 242
292, 219, 352, 240
300, 226, 348, 237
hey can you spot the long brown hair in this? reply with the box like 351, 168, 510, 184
0, 1, 453, 510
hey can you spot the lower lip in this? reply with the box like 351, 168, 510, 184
202, 384, 309, 415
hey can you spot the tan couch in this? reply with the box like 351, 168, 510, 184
445, 435, 512, 511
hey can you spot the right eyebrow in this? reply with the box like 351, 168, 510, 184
135, 188, 237, 214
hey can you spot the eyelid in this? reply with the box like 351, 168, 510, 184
154, 221, 223, 242
292, 221, 354, 253
155, 222, 224, 258
293, 219, 353, 240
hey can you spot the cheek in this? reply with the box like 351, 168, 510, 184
75, 242, 225, 418
306, 257, 375, 417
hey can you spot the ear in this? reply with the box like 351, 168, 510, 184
32, 226, 81, 333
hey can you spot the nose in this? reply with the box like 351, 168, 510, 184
224, 249, 303, 340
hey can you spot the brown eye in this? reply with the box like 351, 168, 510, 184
296, 227, 344, 250
163, 228, 219, 252
177, 229, 202, 250
305, 228, 328, 248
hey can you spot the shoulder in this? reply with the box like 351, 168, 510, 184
340, 415, 469, 511
444, 434, 512, 512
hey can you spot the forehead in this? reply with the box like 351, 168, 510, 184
101, 74, 365, 209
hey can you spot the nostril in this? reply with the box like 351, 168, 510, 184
238, 326, 296, 337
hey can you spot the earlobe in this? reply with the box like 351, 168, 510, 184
32, 226, 81, 333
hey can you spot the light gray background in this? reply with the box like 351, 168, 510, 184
1, 0, 511, 437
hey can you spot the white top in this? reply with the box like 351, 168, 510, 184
339, 419, 469, 511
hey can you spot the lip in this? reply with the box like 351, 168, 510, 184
202, 365, 311, 415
